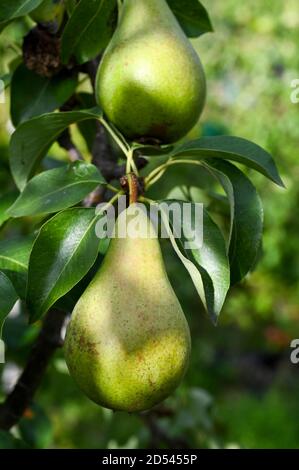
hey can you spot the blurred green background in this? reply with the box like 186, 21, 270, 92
1, 0, 299, 449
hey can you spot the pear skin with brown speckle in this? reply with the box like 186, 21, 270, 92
96, 0, 206, 144
64, 206, 191, 412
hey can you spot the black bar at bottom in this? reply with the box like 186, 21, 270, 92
0, 449, 298, 466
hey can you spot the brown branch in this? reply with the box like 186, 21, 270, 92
0, 59, 116, 432
82, 58, 148, 184
92, 122, 120, 179
57, 128, 84, 162
82, 59, 127, 183
0, 54, 150, 433
80, 58, 100, 89
83, 186, 106, 207
0, 309, 67, 431
92, 122, 148, 182
141, 412, 190, 449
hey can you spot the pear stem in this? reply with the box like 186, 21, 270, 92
100, 118, 139, 177
127, 173, 139, 204
126, 148, 139, 176
138, 196, 156, 205
100, 117, 130, 157
145, 159, 204, 189
96, 191, 124, 218
126, 149, 132, 174
106, 183, 120, 193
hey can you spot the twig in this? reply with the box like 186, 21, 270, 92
83, 60, 127, 186
0, 54, 149, 433
82, 58, 148, 183
80, 58, 100, 90
57, 128, 84, 162
0, 309, 67, 431
83, 186, 106, 207
92, 122, 120, 180
142, 412, 190, 449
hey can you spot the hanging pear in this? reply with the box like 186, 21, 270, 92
64, 205, 191, 412
96, 0, 206, 144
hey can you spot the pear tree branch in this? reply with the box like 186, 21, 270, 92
0, 47, 149, 438
0, 309, 67, 431
57, 128, 84, 162
0, 56, 122, 431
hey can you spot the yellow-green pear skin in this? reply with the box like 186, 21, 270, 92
64, 207, 191, 412
95, 0, 206, 144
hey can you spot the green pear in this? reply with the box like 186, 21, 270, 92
64, 205, 191, 412
30, 0, 65, 26
96, 0, 206, 144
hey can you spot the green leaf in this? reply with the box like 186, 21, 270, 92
19, 404, 53, 449
134, 142, 175, 157
7, 161, 105, 217
206, 159, 264, 285
0, 236, 34, 298
53, 255, 102, 313
77, 119, 97, 153
0, 271, 18, 336
27, 208, 100, 322
2, 310, 39, 350
61, 0, 117, 65
168, 136, 284, 187
65, 0, 77, 16
0, 237, 33, 273
76, 93, 97, 152
0, 72, 12, 88
167, 0, 213, 37
9, 107, 102, 190
10, 64, 78, 126
0, 20, 11, 34
0, 191, 18, 227
0, 430, 28, 449
0, 0, 43, 22
147, 159, 215, 201
160, 200, 230, 323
